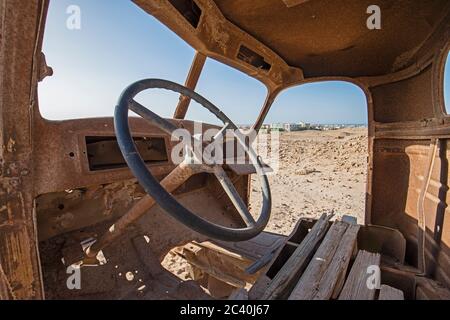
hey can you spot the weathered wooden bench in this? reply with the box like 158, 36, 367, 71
177, 214, 450, 300
248, 214, 405, 300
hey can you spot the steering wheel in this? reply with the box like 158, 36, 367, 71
114, 79, 271, 242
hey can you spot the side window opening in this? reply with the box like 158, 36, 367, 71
185, 58, 268, 126
38, 0, 195, 120
250, 81, 368, 235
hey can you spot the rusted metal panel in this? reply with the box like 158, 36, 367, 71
371, 138, 450, 289
0, 0, 48, 299
174, 52, 207, 119
214, 0, 450, 78
281, 0, 310, 8
133, 0, 303, 91
85, 163, 198, 258
372, 66, 434, 123
32, 118, 218, 195
0, 263, 14, 300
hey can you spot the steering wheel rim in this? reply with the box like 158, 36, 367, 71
114, 79, 271, 241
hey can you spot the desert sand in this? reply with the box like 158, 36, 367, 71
250, 127, 367, 236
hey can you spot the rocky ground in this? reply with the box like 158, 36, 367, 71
250, 127, 368, 236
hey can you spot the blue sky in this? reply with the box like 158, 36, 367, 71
39, 0, 449, 125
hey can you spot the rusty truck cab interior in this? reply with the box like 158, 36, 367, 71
0, 0, 449, 300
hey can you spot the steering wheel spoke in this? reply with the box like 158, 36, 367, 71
213, 166, 256, 227
129, 100, 179, 136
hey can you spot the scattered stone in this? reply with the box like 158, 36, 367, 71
296, 168, 316, 175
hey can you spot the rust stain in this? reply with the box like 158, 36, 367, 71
6, 138, 16, 153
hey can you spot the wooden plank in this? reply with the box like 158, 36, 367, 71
228, 288, 249, 300
261, 213, 333, 299
179, 244, 248, 288
0, 264, 14, 300
314, 224, 360, 299
378, 285, 404, 300
248, 275, 272, 300
338, 250, 381, 300
173, 52, 207, 119
288, 221, 350, 300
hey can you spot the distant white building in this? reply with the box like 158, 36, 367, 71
283, 123, 301, 132
270, 122, 311, 132
270, 123, 285, 131
298, 121, 310, 129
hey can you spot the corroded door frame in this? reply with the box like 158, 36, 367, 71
0, 0, 48, 299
